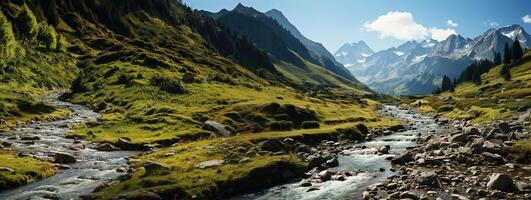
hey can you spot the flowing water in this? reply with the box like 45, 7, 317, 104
241, 105, 440, 200
0, 93, 136, 200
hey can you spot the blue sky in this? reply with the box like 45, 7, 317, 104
183, 0, 531, 52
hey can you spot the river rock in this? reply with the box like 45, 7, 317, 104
21, 134, 42, 140
326, 157, 339, 167
318, 170, 332, 181
400, 191, 419, 200
481, 152, 505, 165
450, 133, 469, 143
377, 145, 390, 154
144, 161, 170, 175
417, 172, 441, 188
96, 143, 120, 151
464, 127, 480, 135
70, 143, 85, 150
54, 152, 77, 164
0, 167, 15, 173
391, 152, 414, 164
201, 120, 232, 136
195, 160, 224, 169
258, 139, 285, 152
299, 180, 312, 187
113, 189, 162, 200
486, 173, 517, 192
498, 122, 510, 133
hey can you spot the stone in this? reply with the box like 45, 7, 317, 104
144, 161, 170, 175
326, 157, 339, 167
238, 157, 251, 164
481, 152, 505, 165
400, 191, 419, 200
486, 173, 517, 192
450, 133, 469, 143
391, 152, 414, 164
181, 73, 195, 83
295, 145, 311, 153
114, 189, 162, 200
258, 139, 284, 152
318, 170, 332, 181
0, 167, 15, 173
21, 134, 42, 140
195, 160, 224, 169
498, 122, 510, 133
299, 180, 312, 187
463, 127, 480, 135
54, 153, 76, 164
96, 143, 120, 151
307, 186, 320, 192
377, 145, 390, 154
362, 191, 371, 200
201, 120, 232, 136
307, 155, 327, 169
70, 143, 85, 150
417, 172, 441, 188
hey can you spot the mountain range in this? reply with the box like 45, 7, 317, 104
199, 4, 368, 92
336, 24, 531, 95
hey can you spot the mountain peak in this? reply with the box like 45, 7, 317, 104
232, 3, 260, 16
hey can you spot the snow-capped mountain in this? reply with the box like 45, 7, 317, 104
337, 24, 529, 95
334, 41, 374, 66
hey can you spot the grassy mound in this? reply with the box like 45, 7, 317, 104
0, 153, 55, 190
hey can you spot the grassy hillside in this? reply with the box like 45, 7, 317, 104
0, 0, 395, 198
405, 50, 531, 124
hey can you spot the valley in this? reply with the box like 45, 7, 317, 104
0, 0, 529, 200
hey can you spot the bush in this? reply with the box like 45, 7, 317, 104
269, 121, 292, 131
150, 75, 188, 94
301, 121, 320, 129
438, 105, 454, 112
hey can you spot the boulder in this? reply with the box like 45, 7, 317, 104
54, 152, 77, 164
70, 143, 85, 150
113, 190, 162, 200
498, 122, 510, 133
417, 172, 441, 188
195, 160, 224, 169
299, 180, 312, 187
96, 143, 120, 151
21, 134, 42, 140
308, 155, 326, 169
325, 157, 339, 167
258, 139, 285, 152
463, 127, 480, 135
201, 120, 232, 136
181, 73, 195, 83
450, 133, 469, 143
486, 173, 517, 192
391, 152, 414, 164
481, 152, 505, 165
377, 145, 390, 154
399, 191, 419, 200
318, 170, 332, 181
144, 161, 170, 175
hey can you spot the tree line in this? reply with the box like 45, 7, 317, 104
433, 38, 525, 94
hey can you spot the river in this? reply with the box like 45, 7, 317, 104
240, 105, 440, 200
0, 93, 136, 200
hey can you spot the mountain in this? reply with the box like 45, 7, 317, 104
339, 24, 529, 95
334, 41, 374, 66
200, 4, 366, 90
264, 9, 341, 67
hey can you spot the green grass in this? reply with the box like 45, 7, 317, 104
0, 153, 55, 190
408, 50, 531, 124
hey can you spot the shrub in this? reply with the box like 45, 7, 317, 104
37, 23, 57, 50
269, 121, 292, 131
301, 121, 320, 129
150, 75, 188, 94
438, 105, 454, 112
0, 11, 17, 65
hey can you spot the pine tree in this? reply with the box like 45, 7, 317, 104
15, 4, 39, 44
493, 52, 501, 65
440, 75, 454, 93
503, 42, 512, 65
37, 23, 57, 50
511, 38, 523, 61
0, 10, 17, 66
501, 65, 511, 81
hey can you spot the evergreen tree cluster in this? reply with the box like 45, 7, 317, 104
0, 8, 17, 66
456, 59, 496, 85
500, 39, 524, 81
433, 75, 455, 94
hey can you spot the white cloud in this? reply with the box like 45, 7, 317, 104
523, 15, 531, 23
430, 28, 457, 41
447, 19, 458, 27
364, 11, 428, 41
485, 20, 499, 26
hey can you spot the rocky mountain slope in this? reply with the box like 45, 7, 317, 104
334, 41, 374, 67
339, 25, 530, 95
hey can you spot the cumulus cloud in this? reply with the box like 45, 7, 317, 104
364, 11, 428, 41
364, 11, 459, 42
523, 15, 531, 23
430, 28, 457, 41
447, 19, 458, 27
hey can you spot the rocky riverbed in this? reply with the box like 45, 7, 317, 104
362, 111, 531, 200
0, 93, 137, 200
240, 105, 443, 200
